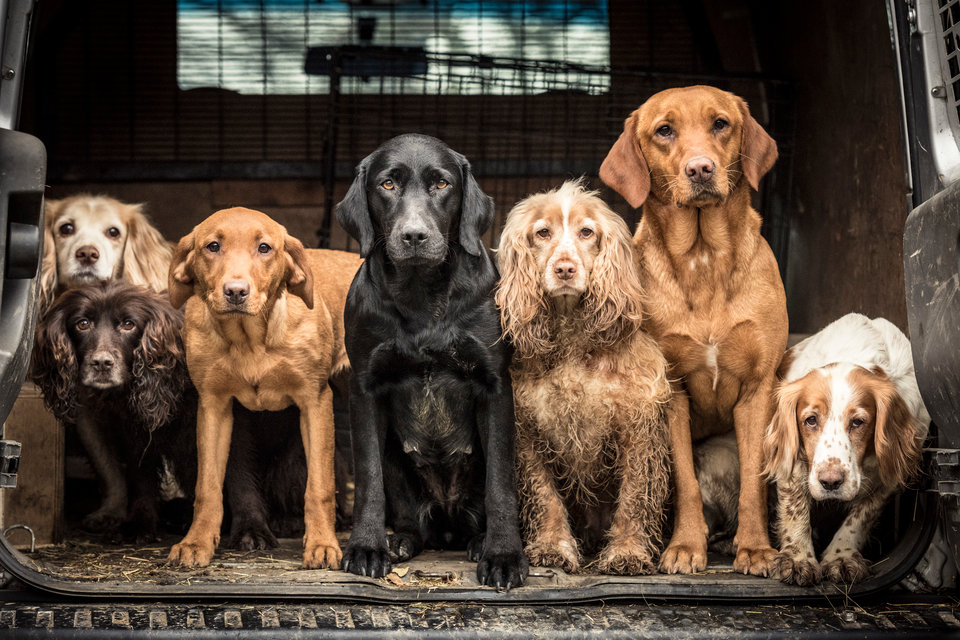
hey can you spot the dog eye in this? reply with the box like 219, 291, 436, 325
436, 179, 448, 190
106, 227, 121, 239
535, 228, 551, 239
119, 319, 136, 331
655, 124, 673, 138
381, 179, 395, 190
258, 243, 272, 254
850, 418, 865, 429
713, 118, 729, 132
75, 318, 91, 331
803, 415, 819, 429
205, 241, 220, 253
579, 228, 594, 239
58, 223, 74, 236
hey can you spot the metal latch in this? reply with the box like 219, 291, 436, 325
927, 448, 960, 496
0, 440, 20, 489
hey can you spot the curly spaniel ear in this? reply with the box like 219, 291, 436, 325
38, 198, 64, 317
495, 199, 551, 358
581, 201, 644, 345
121, 203, 174, 294
763, 378, 804, 483
870, 369, 924, 488
31, 294, 80, 422
129, 297, 188, 432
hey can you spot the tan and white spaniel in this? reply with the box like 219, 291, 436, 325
39, 194, 172, 315
764, 313, 929, 586
496, 180, 672, 575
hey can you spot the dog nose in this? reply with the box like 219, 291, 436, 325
685, 156, 716, 183
554, 260, 577, 280
75, 245, 100, 265
89, 353, 115, 372
402, 229, 428, 247
223, 280, 250, 305
818, 469, 845, 492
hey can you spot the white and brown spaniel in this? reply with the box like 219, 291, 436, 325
763, 313, 929, 586
39, 194, 173, 315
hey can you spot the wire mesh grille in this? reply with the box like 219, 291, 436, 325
29, 1, 794, 260
937, 0, 960, 134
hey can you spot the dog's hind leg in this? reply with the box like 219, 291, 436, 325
223, 410, 278, 551
76, 414, 128, 532
382, 448, 426, 562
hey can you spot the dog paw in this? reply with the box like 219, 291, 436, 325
525, 540, 581, 573
597, 543, 656, 575
773, 551, 822, 586
659, 538, 708, 574
477, 548, 529, 590
303, 536, 342, 570
117, 521, 159, 546
168, 539, 215, 567
734, 544, 778, 577
341, 542, 392, 578
227, 521, 279, 551
467, 534, 485, 562
388, 531, 422, 562
821, 551, 870, 584
82, 509, 124, 533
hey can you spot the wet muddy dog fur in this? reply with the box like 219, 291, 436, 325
336, 133, 528, 589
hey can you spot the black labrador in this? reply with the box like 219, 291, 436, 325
336, 133, 527, 589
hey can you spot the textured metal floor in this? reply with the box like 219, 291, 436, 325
0, 600, 958, 636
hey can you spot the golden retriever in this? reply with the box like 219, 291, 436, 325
600, 85, 788, 577
166, 207, 362, 569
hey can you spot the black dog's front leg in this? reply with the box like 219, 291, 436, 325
475, 379, 529, 589
342, 379, 392, 578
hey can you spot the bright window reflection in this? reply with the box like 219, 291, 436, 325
177, 0, 610, 95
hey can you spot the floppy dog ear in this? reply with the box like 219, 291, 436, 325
284, 235, 315, 310
872, 370, 924, 488
763, 378, 803, 483
600, 112, 650, 209
582, 203, 644, 345
494, 200, 551, 358
737, 97, 778, 191
121, 204, 174, 294
336, 160, 376, 257
457, 155, 494, 257
31, 294, 80, 423
38, 198, 62, 317
130, 296, 188, 432
168, 233, 196, 310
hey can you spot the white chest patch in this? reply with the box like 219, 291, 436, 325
705, 340, 719, 390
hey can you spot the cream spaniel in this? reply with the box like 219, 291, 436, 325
496, 180, 672, 574
764, 313, 930, 586
39, 194, 172, 315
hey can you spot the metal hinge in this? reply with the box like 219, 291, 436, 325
0, 440, 20, 489
927, 448, 960, 496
